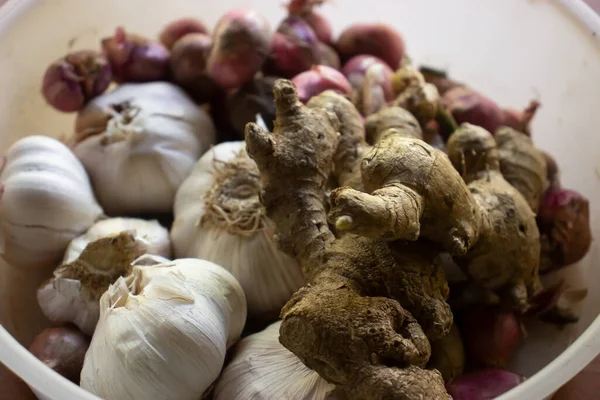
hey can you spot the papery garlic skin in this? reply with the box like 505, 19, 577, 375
171, 141, 304, 320
80, 256, 247, 400
38, 232, 147, 335
0, 136, 104, 269
73, 82, 216, 215
214, 321, 337, 400
63, 217, 171, 263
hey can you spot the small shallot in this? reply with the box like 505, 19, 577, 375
42, 50, 112, 112
443, 86, 505, 135
337, 23, 406, 69
460, 308, 524, 368
343, 55, 393, 101
29, 326, 90, 383
267, 16, 321, 78
292, 65, 352, 103
102, 27, 170, 83
447, 369, 524, 400
159, 18, 209, 50
207, 9, 272, 89
538, 187, 592, 273
170, 33, 218, 102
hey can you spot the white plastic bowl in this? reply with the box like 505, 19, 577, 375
1, 0, 600, 399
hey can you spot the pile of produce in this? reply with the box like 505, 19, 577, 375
4, 2, 591, 399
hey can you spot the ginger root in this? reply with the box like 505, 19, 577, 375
329, 106, 541, 311
447, 123, 542, 310
245, 80, 450, 399
307, 90, 370, 190
495, 127, 548, 213
391, 66, 442, 127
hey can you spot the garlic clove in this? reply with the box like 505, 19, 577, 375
80, 257, 247, 400
0, 136, 104, 269
63, 217, 171, 264
214, 321, 337, 400
38, 231, 147, 335
73, 82, 216, 215
171, 141, 305, 321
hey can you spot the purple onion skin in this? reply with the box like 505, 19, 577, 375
317, 42, 341, 69
268, 16, 321, 78
537, 187, 592, 272
159, 18, 209, 50
447, 369, 524, 400
170, 33, 213, 84
304, 11, 333, 44
337, 23, 406, 69
460, 308, 523, 369
207, 9, 272, 90
42, 50, 112, 112
102, 27, 170, 83
292, 65, 352, 103
342, 55, 394, 101
443, 87, 504, 134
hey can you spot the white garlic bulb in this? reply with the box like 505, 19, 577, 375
80, 255, 247, 400
171, 141, 304, 320
214, 321, 337, 400
63, 217, 171, 263
38, 231, 148, 335
73, 82, 216, 215
0, 135, 103, 269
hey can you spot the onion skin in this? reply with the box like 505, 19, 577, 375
292, 65, 352, 103
460, 308, 523, 368
318, 42, 341, 69
304, 11, 334, 44
159, 18, 209, 50
207, 9, 272, 90
41, 50, 112, 112
537, 187, 592, 273
337, 23, 406, 69
102, 27, 170, 83
170, 33, 218, 102
343, 55, 394, 101
443, 86, 505, 134
29, 326, 90, 383
267, 16, 321, 78
447, 369, 524, 400
501, 100, 540, 135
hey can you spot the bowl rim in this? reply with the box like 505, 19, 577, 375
1, 0, 600, 399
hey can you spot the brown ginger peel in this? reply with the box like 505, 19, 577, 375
245, 80, 451, 399
365, 106, 423, 144
447, 123, 542, 310
329, 126, 481, 257
495, 127, 548, 213
307, 90, 370, 190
